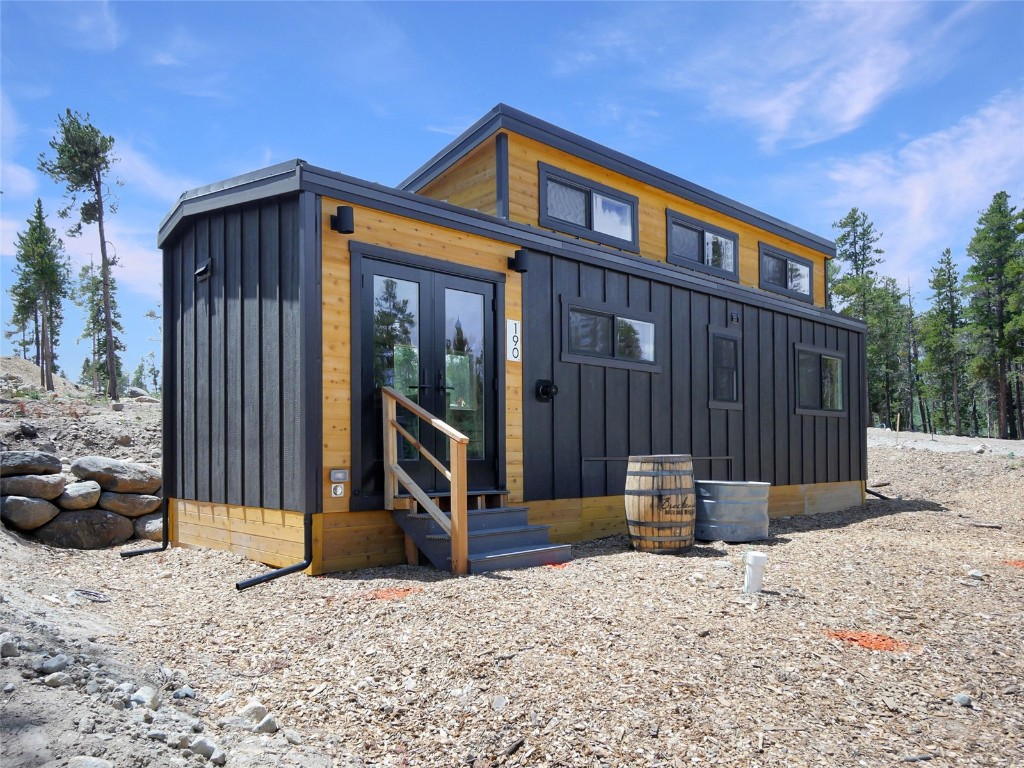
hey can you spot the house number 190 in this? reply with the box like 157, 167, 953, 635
506, 320, 522, 362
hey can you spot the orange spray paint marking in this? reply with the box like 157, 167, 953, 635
826, 630, 911, 652
365, 586, 421, 600
1002, 560, 1024, 568
545, 563, 570, 569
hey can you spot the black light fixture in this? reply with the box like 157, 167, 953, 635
508, 248, 529, 273
194, 259, 211, 281
330, 205, 355, 234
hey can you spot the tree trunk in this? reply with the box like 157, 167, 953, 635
40, 292, 54, 392
94, 176, 118, 401
971, 391, 980, 437
33, 308, 41, 379
951, 352, 962, 435
997, 357, 1008, 439
1015, 365, 1024, 441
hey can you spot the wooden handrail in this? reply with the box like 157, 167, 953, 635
381, 386, 469, 575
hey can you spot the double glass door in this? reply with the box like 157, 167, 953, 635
361, 259, 498, 494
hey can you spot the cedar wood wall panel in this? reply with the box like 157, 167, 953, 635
523, 251, 864, 501
505, 132, 830, 307
418, 138, 499, 216
165, 195, 307, 514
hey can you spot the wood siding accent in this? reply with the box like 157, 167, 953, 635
523, 251, 866, 502
163, 196, 311, 514
170, 498, 305, 568
505, 132, 829, 307
319, 196, 524, 563
527, 482, 863, 542
418, 137, 499, 216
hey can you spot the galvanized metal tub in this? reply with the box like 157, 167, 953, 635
694, 480, 770, 542
624, 455, 696, 554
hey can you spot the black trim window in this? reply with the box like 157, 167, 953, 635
796, 345, 845, 415
539, 163, 639, 251
667, 211, 739, 282
759, 243, 813, 303
709, 327, 742, 409
562, 297, 660, 372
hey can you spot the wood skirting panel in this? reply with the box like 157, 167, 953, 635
767, 480, 865, 519
505, 132, 828, 307
170, 498, 305, 569
531, 481, 865, 543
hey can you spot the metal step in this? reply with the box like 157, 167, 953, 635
407, 506, 530, 535
466, 543, 573, 574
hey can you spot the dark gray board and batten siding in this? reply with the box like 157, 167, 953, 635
162, 193, 321, 515
522, 250, 866, 501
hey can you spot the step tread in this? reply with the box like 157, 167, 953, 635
425, 524, 550, 541
467, 543, 572, 562
395, 489, 510, 499
406, 506, 528, 517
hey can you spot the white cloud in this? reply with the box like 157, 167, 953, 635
57, 218, 163, 302
69, 1, 123, 52
823, 90, 1024, 289
554, 3, 979, 151
0, 163, 38, 199
115, 144, 199, 204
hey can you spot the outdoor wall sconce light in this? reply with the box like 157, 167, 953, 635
730, 311, 740, 324
330, 205, 355, 234
194, 259, 211, 282
508, 248, 530, 273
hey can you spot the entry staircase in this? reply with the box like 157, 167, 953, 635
392, 491, 571, 573
381, 386, 571, 574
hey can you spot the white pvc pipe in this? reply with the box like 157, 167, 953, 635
744, 551, 768, 593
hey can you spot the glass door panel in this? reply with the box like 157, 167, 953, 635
372, 276, 420, 460
444, 288, 485, 460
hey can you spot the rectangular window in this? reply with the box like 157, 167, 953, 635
563, 298, 659, 371
759, 243, 813, 303
709, 326, 742, 409
795, 345, 845, 415
667, 210, 739, 281
539, 163, 639, 251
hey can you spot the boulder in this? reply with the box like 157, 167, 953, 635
1, 496, 61, 531
33, 510, 134, 549
56, 481, 102, 510
99, 491, 160, 518
135, 396, 160, 404
0, 474, 66, 500
71, 456, 161, 494
127, 386, 150, 398
1, 451, 61, 477
133, 512, 164, 541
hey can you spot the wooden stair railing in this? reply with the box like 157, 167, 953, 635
381, 386, 470, 575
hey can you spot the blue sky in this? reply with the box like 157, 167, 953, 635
2, 1, 1022, 383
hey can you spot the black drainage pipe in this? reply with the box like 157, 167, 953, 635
236, 513, 313, 591
121, 497, 170, 558
865, 488, 891, 500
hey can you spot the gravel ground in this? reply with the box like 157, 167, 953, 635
3, 438, 1022, 767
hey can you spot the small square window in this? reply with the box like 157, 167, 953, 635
569, 309, 613, 356
547, 179, 587, 227
616, 317, 654, 362
667, 211, 739, 282
796, 345, 845, 415
759, 243, 814, 303
539, 163, 638, 251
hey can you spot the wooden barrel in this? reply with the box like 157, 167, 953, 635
624, 455, 696, 553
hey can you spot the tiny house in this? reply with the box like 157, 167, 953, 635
157, 105, 866, 577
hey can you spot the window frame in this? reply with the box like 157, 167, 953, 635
759, 242, 814, 304
539, 163, 639, 252
666, 210, 740, 282
708, 325, 743, 410
560, 296, 661, 373
794, 344, 847, 417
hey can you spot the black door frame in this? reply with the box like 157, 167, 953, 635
348, 241, 507, 511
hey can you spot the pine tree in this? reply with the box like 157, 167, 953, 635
8, 200, 71, 391
38, 109, 122, 399
832, 208, 883, 320
866, 278, 910, 428
920, 249, 967, 434
73, 260, 124, 394
964, 192, 1021, 439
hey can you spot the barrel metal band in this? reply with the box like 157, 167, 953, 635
625, 518, 695, 529
625, 488, 694, 497
628, 533, 696, 543
626, 470, 694, 477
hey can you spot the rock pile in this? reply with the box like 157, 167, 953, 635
0, 451, 163, 548
0, 625, 332, 768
